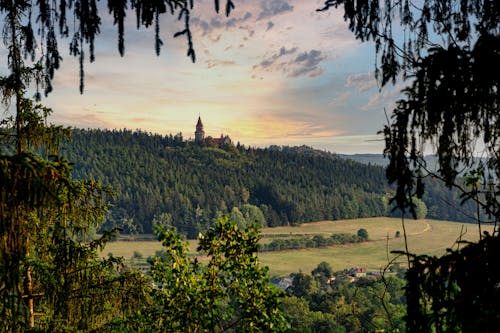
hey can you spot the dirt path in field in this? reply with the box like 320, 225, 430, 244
410, 221, 431, 235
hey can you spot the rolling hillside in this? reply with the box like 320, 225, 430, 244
61, 129, 478, 237
61, 129, 389, 235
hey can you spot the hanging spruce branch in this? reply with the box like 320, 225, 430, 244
174, 6, 195, 62
0, 0, 235, 94
321, 1, 499, 331
320, 0, 499, 221
108, 0, 127, 56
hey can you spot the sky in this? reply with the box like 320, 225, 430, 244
11, 0, 407, 154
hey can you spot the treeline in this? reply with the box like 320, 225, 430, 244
341, 155, 484, 223
61, 129, 390, 236
261, 229, 369, 252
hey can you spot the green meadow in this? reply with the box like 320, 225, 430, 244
103, 217, 491, 277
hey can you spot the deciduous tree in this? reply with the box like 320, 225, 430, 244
149, 217, 287, 332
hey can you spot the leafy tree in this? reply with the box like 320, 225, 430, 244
230, 206, 246, 229
241, 186, 250, 203
241, 203, 267, 228
321, 0, 499, 331
357, 228, 369, 241
120, 216, 142, 237
312, 261, 334, 291
262, 231, 369, 252
288, 272, 316, 298
389, 196, 428, 220
152, 211, 173, 234
148, 217, 287, 332
283, 269, 407, 332
282, 296, 316, 333
412, 197, 428, 220
283, 296, 345, 333
313, 261, 333, 278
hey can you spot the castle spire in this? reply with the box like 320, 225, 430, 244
196, 116, 203, 128
195, 116, 205, 142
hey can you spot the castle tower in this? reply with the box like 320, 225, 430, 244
195, 116, 205, 142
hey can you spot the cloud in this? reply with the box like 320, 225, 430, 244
254, 46, 298, 69
289, 50, 326, 77
191, 17, 211, 33
253, 47, 326, 78
290, 66, 324, 78
294, 50, 323, 66
191, 11, 253, 35
345, 72, 377, 92
362, 84, 404, 111
210, 17, 223, 28
227, 12, 253, 27
279, 46, 297, 56
42, 0, 390, 154
257, 0, 294, 20
328, 91, 352, 108
50, 109, 115, 130
205, 59, 237, 68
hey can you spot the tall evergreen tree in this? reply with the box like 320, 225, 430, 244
0, 0, 232, 330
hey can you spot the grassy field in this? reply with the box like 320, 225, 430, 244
102, 217, 491, 277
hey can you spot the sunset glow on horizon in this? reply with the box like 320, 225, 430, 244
2, 0, 406, 154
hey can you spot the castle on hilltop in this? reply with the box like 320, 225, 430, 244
195, 116, 232, 146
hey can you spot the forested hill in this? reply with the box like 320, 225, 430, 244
61, 129, 390, 236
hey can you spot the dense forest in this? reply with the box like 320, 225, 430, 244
61, 129, 478, 237
61, 129, 388, 236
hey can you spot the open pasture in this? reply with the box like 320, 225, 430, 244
102, 217, 491, 277
259, 217, 491, 276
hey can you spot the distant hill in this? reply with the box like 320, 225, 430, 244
61, 129, 479, 237
339, 154, 389, 166
339, 154, 444, 170
339, 154, 481, 224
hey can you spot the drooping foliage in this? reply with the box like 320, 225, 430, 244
320, 0, 499, 330
0, 0, 236, 94
0, 17, 148, 333
320, 0, 499, 223
401, 233, 500, 332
